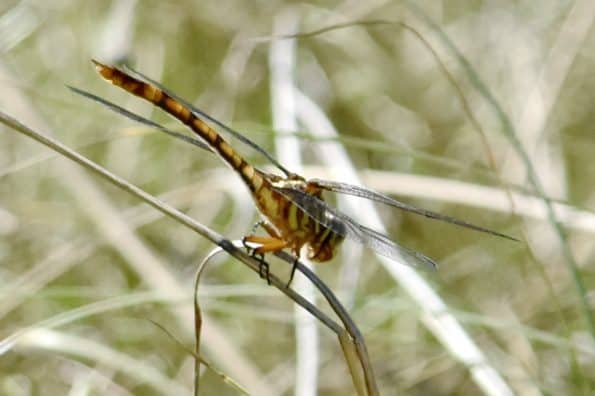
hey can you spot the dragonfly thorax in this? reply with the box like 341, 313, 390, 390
270, 175, 309, 191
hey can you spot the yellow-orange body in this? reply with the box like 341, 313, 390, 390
94, 61, 344, 261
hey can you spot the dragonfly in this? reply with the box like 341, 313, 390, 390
75, 60, 516, 282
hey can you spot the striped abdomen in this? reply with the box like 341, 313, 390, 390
93, 60, 264, 194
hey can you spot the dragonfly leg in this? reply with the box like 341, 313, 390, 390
249, 220, 267, 235
247, 220, 281, 239
242, 222, 262, 255
241, 235, 254, 255
243, 235, 287, 254
242, 221, 281, 255
286, 255, 299, 288
242, 235, 288, 285
253, 252, 270, 285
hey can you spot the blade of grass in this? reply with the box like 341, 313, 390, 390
269, 9, 322, 396
13, 328, 189, 395
406, 1, 595, 341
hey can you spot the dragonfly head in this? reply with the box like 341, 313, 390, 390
307, 231, 346, 262
308, 243, 335, 262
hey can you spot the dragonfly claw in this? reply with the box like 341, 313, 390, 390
249, 220, 266, 235
241, 235, 255, 256
286, 256, 299, 288
242, 240, 271, 285
256, 255, 271, 285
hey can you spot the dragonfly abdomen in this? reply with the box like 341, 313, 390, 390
93, 60, 265, 194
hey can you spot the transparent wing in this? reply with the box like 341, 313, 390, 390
69, 86, 212, 152
309, 178, 518, 242
272, 186, 438, 270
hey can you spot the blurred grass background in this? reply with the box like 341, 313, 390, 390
1, 1, 594, 395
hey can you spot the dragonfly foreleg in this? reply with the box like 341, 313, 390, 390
253, 252, 270, 285
243, 235, 288, 255
248, 220, 267, 236
241, 235, 255, 255
240, 234, 268, 283
242, 221, 273, 254
287, 255, 299, 289
243, 221, 283, 252
242, 235, 288, 285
